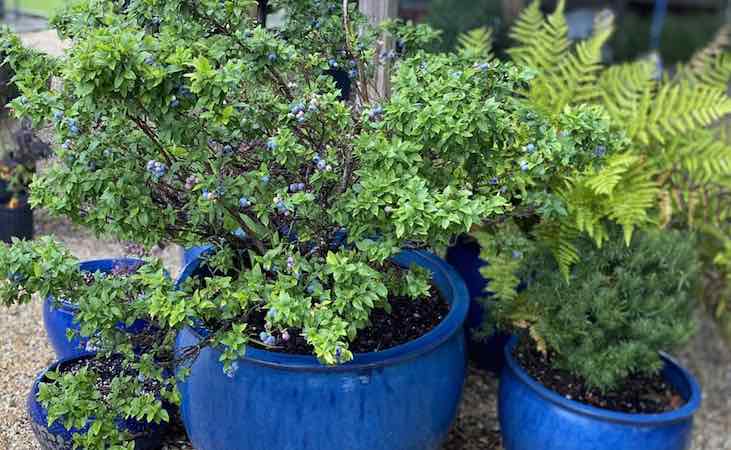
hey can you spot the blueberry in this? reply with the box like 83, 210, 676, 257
368, 105, 383, 120
67, 119, 79, 135
525, 143, 536, 154
222, 144, 234, 155
267, 308, 277, 319
316, 159, 327, 171
297, 182, 305, 191
306, 282, 316, 294
451, 71, 463, 79
267, 138, 277, 151
348, 68, 358, 79
185, 175, 198, 190
291, 102, 305, 114
233, 228, 247, 239
259, 331, 269, 341
287, 256, 295, 271
476, 62, 490, 71
489, 177, 499, 185
146, 160, 167, 179
512, 250, 523, 259
311, 19, 321, 29
519, 160, 529, 172
335, 346, 342, 363
264, 335, 277, 346
328, 58, 338, 68
53, 110, 64, 122
61, 140, 71, 150
224, 361, 239, 378
296, 111, 306, 123
144, 56, 156, 65
170, 97, 180, 108
594, 145, 606, 158
268, 52, 278, 62
239, 197, 251, 208
261, 175, 270, 184
313, 154, 321, 163
349, 59, 357, 67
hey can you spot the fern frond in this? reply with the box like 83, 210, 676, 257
457, 27, 494, 61
604, 163, 659, 242
508, 0, 544, 48
675, 25, 731, 89
658, 130, 731, 183
595, 60, 656, 137
534, 218, 580, 279
508, 0, 569, 74
642, 82, 731, 145
585, 153, 642, 195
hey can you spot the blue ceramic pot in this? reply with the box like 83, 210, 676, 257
43, 258, 147, 359
27, 353, 168, 450
174, 249, 469, 450
445, 234, 512, 373
499, 337, 702, 450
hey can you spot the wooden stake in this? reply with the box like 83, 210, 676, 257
358, 0, 399, 99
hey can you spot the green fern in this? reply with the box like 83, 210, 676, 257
457, 27, 494, 61
507, 0, 569, 75
676, 25, 731, 89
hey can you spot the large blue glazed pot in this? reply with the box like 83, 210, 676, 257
27, 353, 168, 450
446, 234, 511, 373
174, 249, 469, 450
43, 258, 146, 359
499, 337, 702, 450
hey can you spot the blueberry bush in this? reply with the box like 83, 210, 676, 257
0, 0, 624, 446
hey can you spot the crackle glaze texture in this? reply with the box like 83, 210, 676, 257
499, 337, 701, 450
174, 249, 469, 450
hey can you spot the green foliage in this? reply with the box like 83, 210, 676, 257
0, 238, 177, 448
470, 1, 731, 291
499, 229, 700, 391
457, 27, 493, 62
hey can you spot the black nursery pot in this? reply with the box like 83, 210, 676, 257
0, 202, 33, 243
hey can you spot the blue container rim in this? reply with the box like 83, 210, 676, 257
175, 248, 470, 372
51, 258, 148, 311
503, 336, 702, 425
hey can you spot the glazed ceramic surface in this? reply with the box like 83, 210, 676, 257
499, 336, 701, 450
175, 249, 469, 450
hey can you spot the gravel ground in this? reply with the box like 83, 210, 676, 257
0, 211, 729, 449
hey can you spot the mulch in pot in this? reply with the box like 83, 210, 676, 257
247, 286, 450, 355
513, 338, 686, 414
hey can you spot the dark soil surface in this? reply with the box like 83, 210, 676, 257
247, 287, 450, 355
56, 355, 161, 400
514, 338, 685, 414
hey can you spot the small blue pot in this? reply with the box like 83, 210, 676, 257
174, 249, 469, 450
445, 234, 512, 373
27, 353, 168, 450
499, 337, 702, 450
43, 258, 147, 359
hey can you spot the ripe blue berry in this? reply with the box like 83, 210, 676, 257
267, 138, 277, 151
239, 196, 251, 208
594, 145, 606, 158
61, 140, 71, 150
525, 143, 536, 154
512, 250, 523, 259
368, 105, 384, 120
475, 62, 490, 71
144, 56, 155, 65
53, 111, 64, 122
170, 97, 180, 108
287, 256, 295, 271
519, 160, 529, 172
267, 308, 277, 319
489, 177, 499, 185
316, 159, 327, 171
291, 102, 305, 114
222, 144, 234, 155
261, 175, 270, 184
348, 68, 358, 79
146, 160, 167, 179
67, 119, 79, 135
268, 52, 278, 62
328, 58, 338, 68
233, 228, 247, 239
